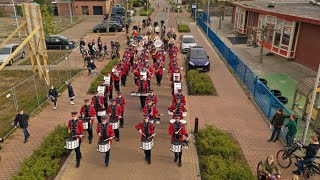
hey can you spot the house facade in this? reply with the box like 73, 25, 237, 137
53, 0, 110, 16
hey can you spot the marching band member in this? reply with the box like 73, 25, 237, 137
154, 58, 164, 86
146, 89, 158, 105
79, 98, 96, 144
170, 68, 182, 82
116, 92, 126, 128
143, 99, 160, 120
120, 61, 128, 87
107, 99, 122, 141
91, 90, 105, 124
131, 59, 140, 84
135, 114, 156, 164
169, 115, 190, 167
146, 64, 153, 89
136, 75, 149, 110
68, 111, 84, 168
171, 75, 181, 96
172, 89, 186, 105
103, 82, 111, 109
97, 115, 115, 166
168, 97, 187, 119
111, 65, 121, 92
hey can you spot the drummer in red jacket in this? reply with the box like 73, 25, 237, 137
68, 111, 84, 168
168, 115, 190, 167
172, 89, 186, 105
135, 114, 155, 164
97, 115, 115, 166
79, 98, 96, 144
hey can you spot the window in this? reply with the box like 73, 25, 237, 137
82, 6, 89, 15
274, 31, 281, 47
266, 16, 276, 24
190, 49, 207, 59
281, 27, 291, 50
0, 47, 11, 54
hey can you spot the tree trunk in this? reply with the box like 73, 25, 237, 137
218, 15, 221, 29
106, 1, 113, 34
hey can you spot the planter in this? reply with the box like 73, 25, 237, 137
271, 90, 281, 97
258, 78, 267, 86
276, 96, 288, 105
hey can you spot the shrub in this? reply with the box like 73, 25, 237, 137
186, 70, 216, 95
132, 0, 141, 7
178, 24, 191, 33
140, 7, 154, 16
88, 59, 119, 94
196, 126, 254, 180
11, 125, 69, 180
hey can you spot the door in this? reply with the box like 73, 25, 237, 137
93, 6, 103, 15
82, 6, 89, 15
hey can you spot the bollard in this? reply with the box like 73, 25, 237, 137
194, 117, 199, 133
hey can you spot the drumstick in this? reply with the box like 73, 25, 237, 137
72, 135, 85, 138
104, 136, 115, 141
175, 127, 183, 134
148, 133, 156, 139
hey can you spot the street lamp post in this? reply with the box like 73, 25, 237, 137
11, 0, 21, 39
69, 1, 73, 23
207, 0, 209, 35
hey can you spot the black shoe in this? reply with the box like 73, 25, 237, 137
120, 125, 123, 128
292, 170, 301, 175
89, 140, 92, 144
178, 162, 182, 167
116, 138, 120, 142
268, 139, 273, 142
145, 157, 148, 161
174, 158, 177, 163
24, 139, 28, 143
274, 139, 278, 142
105, 163, 109, 167
76, 163, 80, 168
148, 160, 151, 164
80, 153, 82, 159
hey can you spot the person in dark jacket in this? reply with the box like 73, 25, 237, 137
14, 111, 30, 143
293, 135, 320, 175
48, 86, 58, 110
285, 114, 297, 147
268, 108, 292, 142
67, 81, 75, 105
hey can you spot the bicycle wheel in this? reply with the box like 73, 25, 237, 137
256, 161, 264, 180
276, 149, 292, 168
303, 166, 313, 179
105, 51, 112, 59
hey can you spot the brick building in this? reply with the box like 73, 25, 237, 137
0, 0, 33, 15
53, 0, 111, 16
230, 0, 320, 71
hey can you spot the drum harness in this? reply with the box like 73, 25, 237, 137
93, 96, 101, 110
100, 123, 110, 140
84, 105, 92, 129
71, 119, 79, 137
110, 104, 118, 123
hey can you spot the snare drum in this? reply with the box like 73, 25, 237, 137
97, 140, 111, 153
141, 138, 153, 150
65, 137, 79, 150
155, 117, 160, 125
97, 110, 106, 116
169, 119, 187, 124
168, 110, 173, 115
110, 121, 119, 129
170, 140, 182, 152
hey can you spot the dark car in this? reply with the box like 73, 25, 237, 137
185, 46, 210, 72
45, 35, 75, 50
93, 22, 123, 33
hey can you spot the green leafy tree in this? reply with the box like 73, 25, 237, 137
41, 5, 57, 37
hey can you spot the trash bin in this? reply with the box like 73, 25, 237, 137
276, 96, 288, 105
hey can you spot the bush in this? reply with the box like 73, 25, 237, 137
11, 125, 69, 180
186, 70, 216, 95
88, 59, 119, 94
178, 24, 191, 33
132, 0, 141, 7
140, 7, 154, 16
196, 126, 254, 180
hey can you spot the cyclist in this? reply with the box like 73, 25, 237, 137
97, 37, 103, 52
260, 155, 281, 180
292, 135, 320, 175
103, 43, 107, 52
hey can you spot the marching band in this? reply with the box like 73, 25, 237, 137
66, 19, 191, 168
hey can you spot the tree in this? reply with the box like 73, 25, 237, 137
41, 5, 57, 38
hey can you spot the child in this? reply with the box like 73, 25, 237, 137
87, 59, 96, 77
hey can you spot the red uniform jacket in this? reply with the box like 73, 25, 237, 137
79, 105, 96, 124
169, 122, 187, 141
143, 105, 159, 118
97, 123, 115, 144
168, 103, 187, 112
146, 95, 158, 104
131, 63, 140, 77
68, 119, 84, 140
136, 79, 148, 93
107, 104, 122, 119
104, 85, 111, 98
172, 94, 186, 105
147, 67, 154, 80
91, 95, 105, 110
111, 68, 121, 81
135, 122, 155, 140
153, 61, 164, 75
115, 97, 126, 112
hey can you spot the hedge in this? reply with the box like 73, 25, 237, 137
88, 59, 119, 94
178, 24, 191, 33
186, 70, 217, 95
196, 126, 254, 180
140, 7, 154, 16
11, 125, 69, 180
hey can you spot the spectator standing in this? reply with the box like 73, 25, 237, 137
285, 114, 297, 147
67, 81, 75, 105
48, 86, 58, 110
14, 111, 30, 143
268, 108, 291, 142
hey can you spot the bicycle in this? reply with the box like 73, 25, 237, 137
276, 138, 304, 168
303, 160, 320, 179
256, 161, 281, 180
96, 49, 111, 61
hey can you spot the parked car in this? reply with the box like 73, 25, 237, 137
309, 0, 320, 5
45, 35, 75, 50
180, 35, 198, 53
93, 22, 123, 33
185, 46, 210, 72
0, 44, 25, 66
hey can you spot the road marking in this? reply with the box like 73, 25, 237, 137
73, 46, 79, 52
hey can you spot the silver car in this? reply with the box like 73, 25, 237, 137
0, 44, 25, 66
180, 35, 198, 53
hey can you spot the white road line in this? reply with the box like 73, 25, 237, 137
72, 46, 79, 52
